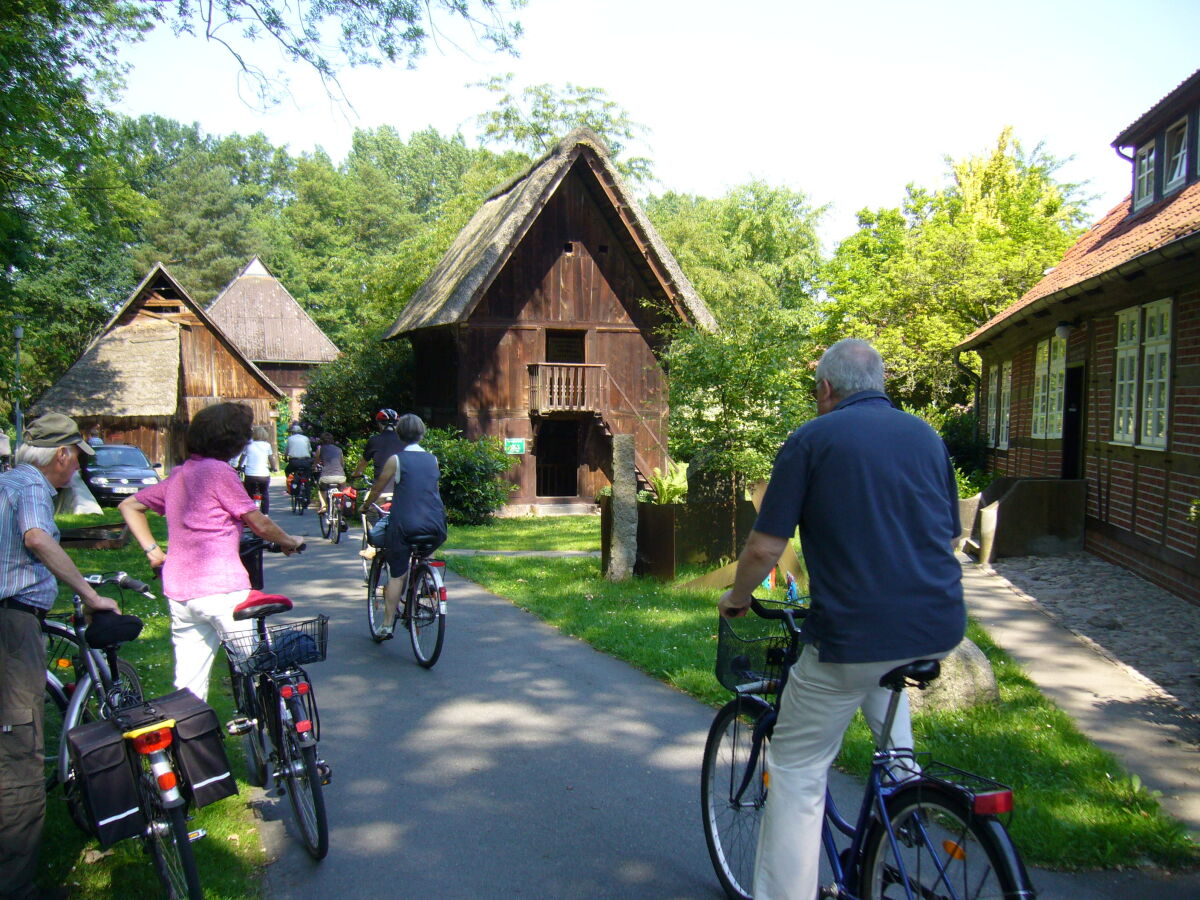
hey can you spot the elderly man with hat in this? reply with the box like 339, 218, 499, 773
0, 413, 120, 900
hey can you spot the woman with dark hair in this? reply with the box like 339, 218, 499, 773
314, 432, 346, 516
119, 403, 304, 700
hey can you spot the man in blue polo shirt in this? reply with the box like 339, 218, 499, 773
0, 413, 119, 900
719, 338, 964, 900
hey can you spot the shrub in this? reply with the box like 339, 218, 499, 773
904, 403, 989, 476
647, 461, 688, 504
422, 428, 517, 525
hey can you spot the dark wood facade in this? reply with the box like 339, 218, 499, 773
409, 163, 672, 505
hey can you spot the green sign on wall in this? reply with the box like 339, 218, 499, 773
504, 438, 526, 455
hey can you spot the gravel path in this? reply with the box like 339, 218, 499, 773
987, 553, 1200, 739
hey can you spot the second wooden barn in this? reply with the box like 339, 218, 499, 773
31, 263, 283, 468
381, 128, 715, 512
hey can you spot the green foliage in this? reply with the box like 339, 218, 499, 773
955, 466, 995, 498
298, 340, 414, 443
1188, 499, 1200, 525
649, 181, 827, 481
421, 427, 517, 525
473, 74, 653, 183
821, 129, 1089, 407
647, 461, 688, 504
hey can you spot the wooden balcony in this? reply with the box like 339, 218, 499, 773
528, 363, 608, 414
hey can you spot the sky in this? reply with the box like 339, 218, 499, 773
114, 0, 1200, 249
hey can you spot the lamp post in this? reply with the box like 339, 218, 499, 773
13, 324, 23, 450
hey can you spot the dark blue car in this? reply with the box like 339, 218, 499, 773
81, 443, 161, 506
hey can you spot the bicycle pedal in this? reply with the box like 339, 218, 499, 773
226, 717, 254, 736
317, 761, 332, 785
187, 828, 207, 843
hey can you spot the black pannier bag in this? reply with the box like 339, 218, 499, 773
65, 718, 145, 847
139, 689, 238, 808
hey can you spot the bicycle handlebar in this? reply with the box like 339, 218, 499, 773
748, 596, 806, 634
83, 571, 156, 599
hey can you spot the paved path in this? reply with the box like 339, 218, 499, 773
247, 489, 1200, 897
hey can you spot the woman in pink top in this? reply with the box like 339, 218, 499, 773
120, 403, 304, 700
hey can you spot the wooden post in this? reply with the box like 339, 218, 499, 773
607, 434, 636, 581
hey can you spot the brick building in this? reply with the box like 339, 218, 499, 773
956, 71, 1200, 601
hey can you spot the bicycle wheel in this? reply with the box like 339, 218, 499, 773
232, 673, 268, 787
43, 674, 68, 791
139, 757, 204, 899
319, 498, 333, 539
291, 484, 300, 515
278, 696, 329, 859
858, 781, 1032, 900
360, 528, 372, 583
331, 507, 342, 544
367, 556, 392, 642
701, 695, 773, 900
407, 563, 445, 668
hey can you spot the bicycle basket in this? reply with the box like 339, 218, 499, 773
223, 615, 329, 675
715, 616, 789, 693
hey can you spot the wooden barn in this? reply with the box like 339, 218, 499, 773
382, 128, 716, 511
206, 256, 340, 417
31, 263, 283, 469
958, 70, 1200, 601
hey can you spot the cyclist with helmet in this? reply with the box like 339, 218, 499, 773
351, 409, 405, 488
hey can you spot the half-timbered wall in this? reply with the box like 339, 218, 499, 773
981, 286, 1200, 600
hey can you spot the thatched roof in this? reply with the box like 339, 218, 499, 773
32, 263, 282, 417
32, 319, 181, 418
207, 257, 340, 364
382, 128, 716, 339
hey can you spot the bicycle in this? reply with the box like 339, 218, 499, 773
358, 491, 391, 584
701, 598, 1036, 900
223, 538, 331, 860
47, 573, 209, 900
289, 465, 313, 516
318, 482, 353, 544
365, 519, 446, 668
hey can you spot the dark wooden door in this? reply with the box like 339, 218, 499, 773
536, 419, 579, 497
1062, 365, 1085, 479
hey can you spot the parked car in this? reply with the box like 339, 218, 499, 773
81, 443, 161, 506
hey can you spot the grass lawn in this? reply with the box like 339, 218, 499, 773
41, 509, 265, 899
446, 514, 599, 551
443, 515, 1199, 870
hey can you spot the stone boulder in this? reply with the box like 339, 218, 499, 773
908, 637, 999, 713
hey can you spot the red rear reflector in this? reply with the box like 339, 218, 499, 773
296, 719, 312, 734
281, 683, 310, 698
280, 685, 294, 699
133, 728, 173, 754
438, 587, 448, 603
973, 790, 1013, 816
157, 771, 178, 791
296, 681, 310, 695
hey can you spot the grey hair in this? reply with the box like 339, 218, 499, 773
252, 425, 270, 442
396, 413, 426, 445
815, 339, 885, 398
16, 443, 60, 467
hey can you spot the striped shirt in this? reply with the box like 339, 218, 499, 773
0, 463, 60, 610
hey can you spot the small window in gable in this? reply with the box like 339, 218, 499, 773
1164, 119, 1188, 191
1134, 141, 1155, 209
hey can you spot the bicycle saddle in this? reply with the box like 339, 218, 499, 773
85, 611, 145, 648
233, 590, 293, 621
408, 535, 442, 556
878, 659, 941, 691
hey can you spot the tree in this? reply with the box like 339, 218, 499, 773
821, 129, 1088, 407
473, 75, 654, 183
648, 181, 827, 478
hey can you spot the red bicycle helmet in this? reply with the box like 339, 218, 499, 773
375, 408, 399, 426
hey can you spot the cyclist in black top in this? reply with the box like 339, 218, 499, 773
351, 409, 406, 488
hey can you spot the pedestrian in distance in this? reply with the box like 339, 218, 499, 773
718, 338, 965, 900
0, 413, 120, 900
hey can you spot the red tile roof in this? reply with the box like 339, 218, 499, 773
958, 180, 1200, 349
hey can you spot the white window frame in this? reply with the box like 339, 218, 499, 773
985, 364, 999, 447
998, 360, 1012, 450
1112, 309, 1139, 444
1111, 299, 1173, 448
1164, 118, 1188, 192
1134, 141, 1156, 209
1031, 337, 1066, 440
1140, 299, 1172, 448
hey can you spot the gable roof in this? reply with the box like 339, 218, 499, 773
381, 128, 716, 339
33, 263, 282, 416
207, 256, 340, 364
1112, 68, 1200, 149
957, 180, 1200, 352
